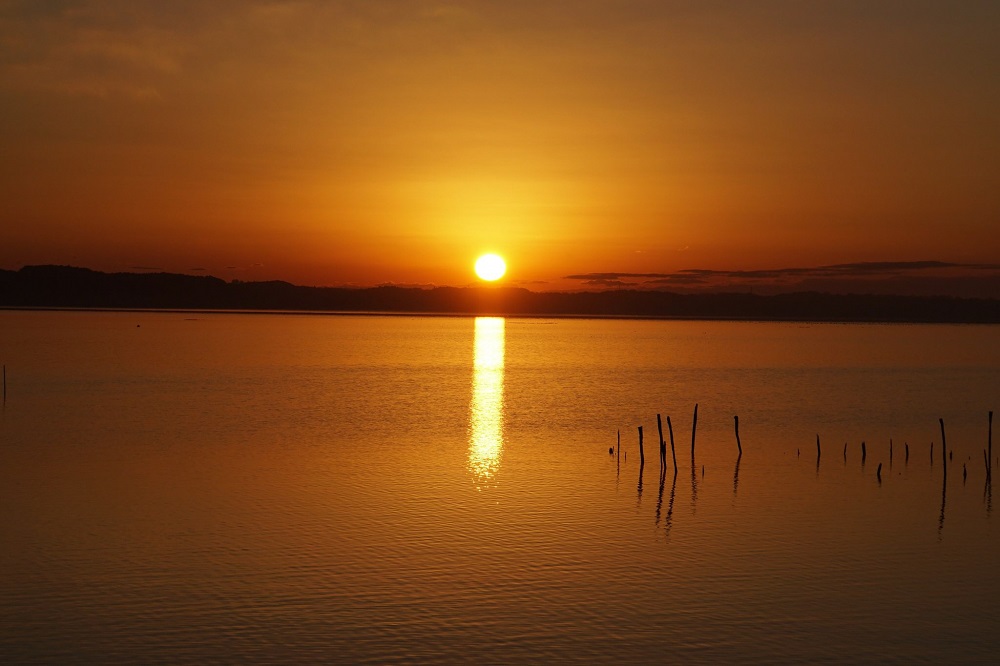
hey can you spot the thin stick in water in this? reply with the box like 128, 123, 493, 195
657, 413, 666, 470
940, 418, 948, 470
734, 415, 742, 456
666, 416, 677, 469
638, 425, 644, 466
691, 403, 698, 457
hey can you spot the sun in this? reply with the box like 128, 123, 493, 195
474, 253, 507, 281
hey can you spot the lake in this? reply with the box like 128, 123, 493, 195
1, 311, 999, 663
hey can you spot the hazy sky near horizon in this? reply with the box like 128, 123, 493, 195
2, 1, 998, 289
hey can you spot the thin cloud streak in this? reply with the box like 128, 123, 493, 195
566, 261, 1000, 298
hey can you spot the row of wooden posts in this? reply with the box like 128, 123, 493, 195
618, 405, 994, 483
617, 404, 719, 476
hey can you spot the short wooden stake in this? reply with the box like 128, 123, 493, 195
963, 463, 967, 482
905, 442, 909, 463
889, 439, 893, 464
638, 426, 644, 466
734, 416, 742, 456
876, 462, 882, 482
861, 441, 866, 463
2, 364, 5, 403
617, 430, 620, 464
816, 434, 821, 461
843, 442, 847, 461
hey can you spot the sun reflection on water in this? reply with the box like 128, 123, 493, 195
468, 317, 505, 485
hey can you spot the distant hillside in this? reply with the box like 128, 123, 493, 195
2, 265, 1000, 323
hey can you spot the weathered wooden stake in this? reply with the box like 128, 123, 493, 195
816, 434, 821, 461
861, 441, 866, 464
931, 442, 934, 465
989, 411, 993, 472
666, 416, 677, 469
889, 439, 893, 464
940, 418, 948, 470
734, 415, 742, 456
905, 442, 909, 463
843, 442, 847, 461
617, 430, 620, 465
638, 426, 645, 466
2, 364, 5, 403
985, 449, 991, 477
657, 414, 666, 469
876, 462, 882, 482
963, 463, 967, 482
691, 403, 699, 457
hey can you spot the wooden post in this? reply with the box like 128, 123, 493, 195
734, 415, 742, 456
990, 411, 993, 472
617, 430, 620, 465
985, 449, 991, 477
638, 426, 644, 466
843, 442, 847, 461
940, 418, 947, 471
905, 442, 909, 463
931, 442, 934, 465
861, 441, 866, 464
876, 462, 882, 482
657, 414, 666, 470
666, 416, 677, 469
2, 364, 5, 403
963, 463, 967, 482
690, 403, 698, 457
889, 439, 893, 465
816, 434, 821, 461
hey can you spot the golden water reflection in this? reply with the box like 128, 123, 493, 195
468, 317, 505, 484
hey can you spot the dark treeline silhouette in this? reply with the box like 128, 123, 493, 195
3, 265, 1000, 322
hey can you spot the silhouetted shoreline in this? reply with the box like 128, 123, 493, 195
3, 265, 1000, 323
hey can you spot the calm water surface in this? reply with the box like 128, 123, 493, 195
1, 312, 999, 663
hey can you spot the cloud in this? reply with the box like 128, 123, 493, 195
565, 261, 1000, 297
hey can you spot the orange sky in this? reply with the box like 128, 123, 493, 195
1, 1, 998, 290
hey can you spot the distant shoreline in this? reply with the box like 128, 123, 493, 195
3, 265, 1000, 324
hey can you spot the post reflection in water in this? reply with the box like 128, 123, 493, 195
468, 317, 506, 485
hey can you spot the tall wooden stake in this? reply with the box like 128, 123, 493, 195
940, 418, 948, 471
657, 414, 666, 470
816, 434, 821, 461
666, 416, 677, 469
691, 403, 698, 457
990, 411, 993, 473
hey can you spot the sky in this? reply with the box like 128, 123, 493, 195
1, 1, 999, 293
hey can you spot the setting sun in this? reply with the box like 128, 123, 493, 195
474, 254, 507, 281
